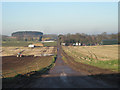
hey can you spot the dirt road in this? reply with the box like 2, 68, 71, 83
23, 44, 117, 88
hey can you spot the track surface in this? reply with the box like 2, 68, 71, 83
23, 44, 117, 88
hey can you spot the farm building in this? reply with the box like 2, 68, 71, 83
42, 37, 51, 41
73, 43, 81, 46
28, 43, 43, 47
33, 43, 44, 47
101, 39, 118, 45
61, 43, 66, 46
28, 44, 35, 48
41, 40, 55, 43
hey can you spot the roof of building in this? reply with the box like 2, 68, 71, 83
102, 39, 118, 41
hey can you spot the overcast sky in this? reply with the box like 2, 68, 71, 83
2, 2, 118, 36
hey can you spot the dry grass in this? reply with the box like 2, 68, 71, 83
62, 45, 119, 71
1, 47, 56, 56
63, 45, 118, 61
1, 46, 57, 78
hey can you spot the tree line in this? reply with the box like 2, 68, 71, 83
59, 32, 119, 45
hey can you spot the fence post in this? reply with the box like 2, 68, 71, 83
0, 74, 4, 78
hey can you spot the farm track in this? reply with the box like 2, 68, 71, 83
20, 43, 118, 88
2, 44, 119, 88
87, 50, 98, 60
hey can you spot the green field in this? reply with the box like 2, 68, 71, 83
2, 41, 57, 47
62, 45, 119, 72
42, 41, 57, 47
2, 41, 35, 47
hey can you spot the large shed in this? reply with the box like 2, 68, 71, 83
33, 43, 43, 47
101, 39, 118, 45
28, 44, 35, 47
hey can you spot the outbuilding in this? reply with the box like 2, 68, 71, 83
73, 42, 81, 46
33, 43, 44, 47
61, 43, 66, 46
28, 44, 35, 48
101, 39, 118, 45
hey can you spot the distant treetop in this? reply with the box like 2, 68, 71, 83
12, 31, 43, 37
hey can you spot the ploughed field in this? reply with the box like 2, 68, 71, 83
2, 56, 53, 78
62, 45, 119, 72
1, 47, 57, 78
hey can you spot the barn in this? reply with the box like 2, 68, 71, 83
28, 44, 35, 48
33, 43, 44, 47
28, 43, 43, 48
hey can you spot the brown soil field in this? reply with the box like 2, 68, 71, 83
2, 56, 53, 78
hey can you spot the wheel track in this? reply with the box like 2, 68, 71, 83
61, 46, 115, 75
